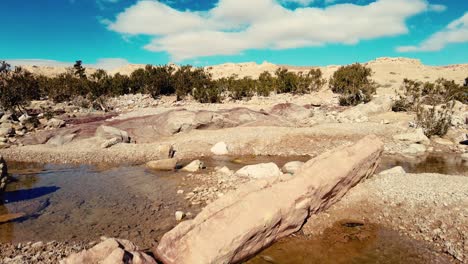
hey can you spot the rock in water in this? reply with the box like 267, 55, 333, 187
181, 160, 205, 172
281, 161, 305, 174
0, 155, 8, 193
235, 162, 282, 179
154, 135, 384, 264
146, 159, 178, 171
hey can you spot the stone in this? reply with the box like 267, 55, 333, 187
0, 127, 14, 137
95, 125, 130, 143
101, 137, 121, 149
281, 161, 305, 174
378, 166, 406, 176
235, 162, 282, 179
46, 118, 65, 129
402, 143, 427, 155
46, 134, 76, 147
181, 160, 205, 172
432, 137, 454, 146
154, 135, 383, 264
18, 114, 31, 123
393, 128, 430, 144
146, 159, 178, 171
61, 238, 156, 264
175, 211, 185, 221
210, 142, 229, 155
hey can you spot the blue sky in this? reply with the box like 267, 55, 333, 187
1, 0, 467, 69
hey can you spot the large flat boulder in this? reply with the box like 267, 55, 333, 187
154, 135, 384, 264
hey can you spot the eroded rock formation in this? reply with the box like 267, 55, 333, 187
154, 135, 384, 264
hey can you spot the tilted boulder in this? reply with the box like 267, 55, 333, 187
95, 125, 130, 143
154, 135, 384, 264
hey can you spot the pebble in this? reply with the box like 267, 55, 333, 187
175, 211, 185, 221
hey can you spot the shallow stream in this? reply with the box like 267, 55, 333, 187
0, 153, 466, 260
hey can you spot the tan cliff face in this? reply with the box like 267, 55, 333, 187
12, 57, 468, 86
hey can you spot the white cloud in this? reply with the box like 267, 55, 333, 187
428, 4, 446, 12
7, 58, 130, 71
397, 12, 468, 52
106, 0, 435, 61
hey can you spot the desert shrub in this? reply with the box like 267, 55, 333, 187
275, 68, 298, 94
192, 83, 222, 103
173, 66, 214, 101
395, 78, 467, 111
329, 63, 376, 106
110, 73, 131, 95
294, 69, 326, 94
226, 76, 255, 100
256, 71, 275, 96
45, 73, 87, 103
416, 103, 453, 137
0, 67, 39, 112
145, 65, 175, 98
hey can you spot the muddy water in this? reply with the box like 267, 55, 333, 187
378, 153, 468, 176
0, 153, 465, 254
246, 220, 453, 264
0, 162, 201, 249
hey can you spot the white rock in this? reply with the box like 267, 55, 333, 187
393, 128, 429, 144
235, 162, 282, 179
175, 211, 185, 221
177, 190, 184, 194
281, 161, 304, 174
379, 166, 406, 176
211, 142, 229, 155
181, 160, 205, 172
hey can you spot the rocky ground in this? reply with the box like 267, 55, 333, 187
0, 58, 467, 263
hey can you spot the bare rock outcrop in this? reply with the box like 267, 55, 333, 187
154, 135, 384, 264
112, 108, 291, 143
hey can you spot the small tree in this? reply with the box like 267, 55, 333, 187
73, 60, 86, 79
329, 63, 376, 106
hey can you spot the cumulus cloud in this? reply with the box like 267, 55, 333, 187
7, 58, 130, 70
397, 12, 468, 52
106, 0, 436, 61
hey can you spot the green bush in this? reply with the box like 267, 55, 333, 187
256, 71, 275, 96
0, 67, 39, 112
416, 103, 453, 137
394, 78, 467, 111
329, 63, 376, 106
